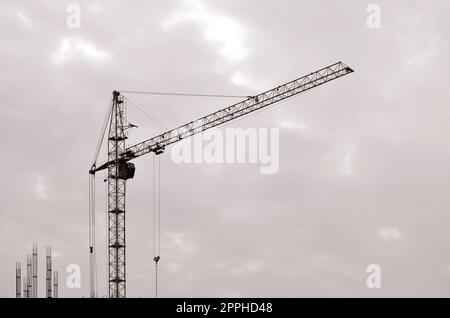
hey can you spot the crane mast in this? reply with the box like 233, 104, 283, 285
89, 61, 354, 298
107, 91, 133, 298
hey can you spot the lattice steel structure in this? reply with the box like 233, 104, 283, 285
95, 62, 354, 172
26, 254, 32, 298
53, 271, 58, 298
16, 263, 21, 298
23, 279, 27, 299
46, 246, 52, 298
90, 61, 354, 298
107, 91, 133, 298
32, 244, 37, 298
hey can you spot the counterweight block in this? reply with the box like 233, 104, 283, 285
118, 162, 135, 180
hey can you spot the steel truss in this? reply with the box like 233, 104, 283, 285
107, 91, 128, 298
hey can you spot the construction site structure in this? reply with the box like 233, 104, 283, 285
89, 61, 354, 298
26, 254, 32, 298
46, 246, 52, 298
15, 263, 21, 298
16, 244, 58, 298
23, 278, 27, 299
32, 244, 37, 298
53, 271, 58, 298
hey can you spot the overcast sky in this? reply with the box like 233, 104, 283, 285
1, 0, 450, 298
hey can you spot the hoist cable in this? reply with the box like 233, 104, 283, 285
158, 157, 161, 258
158, 155, 161, 257
88, 174, 97, 298
153, 157, 156, 258
155, 263, 158, 299
153, 156, 158, 298
153, 155, 162, 298
89, 175, 93, 297
93, 175, 97, 297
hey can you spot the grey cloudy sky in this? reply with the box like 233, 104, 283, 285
1, 0, 450, 298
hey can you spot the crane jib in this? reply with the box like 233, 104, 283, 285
91, 62, 353, 174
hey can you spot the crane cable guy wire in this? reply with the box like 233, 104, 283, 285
124, 96, 169, 131
120, 90, 250, 99
89, 96, 113, 298
122, 89, 252, 132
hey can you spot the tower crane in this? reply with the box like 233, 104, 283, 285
89, 61, 354, 298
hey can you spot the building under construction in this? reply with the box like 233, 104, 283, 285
15, 244, 59, 298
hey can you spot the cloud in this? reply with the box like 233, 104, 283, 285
162, 0, 249, 64
378, 227, 402, 241
164, 232, 199, 258
231, 71, 250, 87
395, 11, 441, 69
167, 262, 182, 273
16, 11, 32, 28
341, 145, 356, 177
403, 39, 439, 68
230, 260, 265, 274
52, 37, 112, 65
161, 1, 267, 93
280, 120, 308, 132
88, 3, 103, 14
230, 70, 268, 91
34, 175, 48, 200
2, 1, 450, 298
